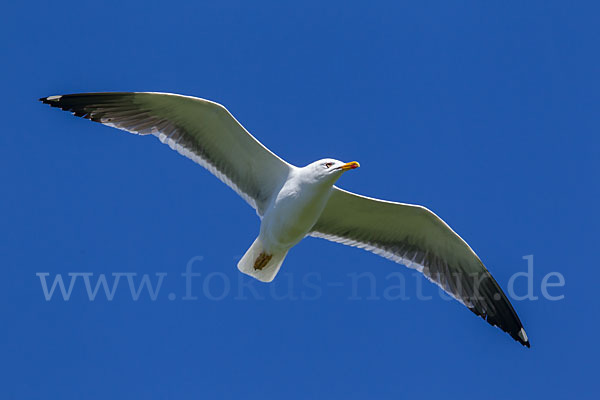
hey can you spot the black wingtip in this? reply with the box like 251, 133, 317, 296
518, 338, 531, 348
39, 95, 63, 106
516, 327, 531, 348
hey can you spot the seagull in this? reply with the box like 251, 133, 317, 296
40, 92, 530, 347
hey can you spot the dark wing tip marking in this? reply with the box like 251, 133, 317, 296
518, 327, 531, 348
40, 94, 95, 122
40, 95, 59, 104
468, 303, 530, 348
39, 93, 136, 123
40, 95, 64, 101
311, 227, 531, 348
456, 268, 530, 348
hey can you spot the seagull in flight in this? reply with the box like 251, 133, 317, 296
40, 92, 530, 347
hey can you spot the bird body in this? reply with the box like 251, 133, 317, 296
261, 165, 328, 251
242, 159, 357, 280
40, 92, 530, 347
261, 161, 342, 250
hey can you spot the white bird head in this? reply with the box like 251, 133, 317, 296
301, 158, 360, 184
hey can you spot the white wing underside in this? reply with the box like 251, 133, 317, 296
310, 229, 466, 304
310, 186, 529, 346
41, 92, 291, 216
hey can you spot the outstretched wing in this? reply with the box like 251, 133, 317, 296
40, 92, 291, 215
311, 187, 530, 347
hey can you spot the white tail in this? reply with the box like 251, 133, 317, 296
237, 237, 289, 282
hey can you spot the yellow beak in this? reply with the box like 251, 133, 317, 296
339, 161, 360, 171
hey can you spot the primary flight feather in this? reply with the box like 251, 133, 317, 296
40, 92, 530, 347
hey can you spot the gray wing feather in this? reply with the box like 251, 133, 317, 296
311, 187, 530, 347
40, 92, 291, 215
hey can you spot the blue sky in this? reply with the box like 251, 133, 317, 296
1, 1, 598, 398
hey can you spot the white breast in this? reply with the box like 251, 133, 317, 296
259, 169, 333, 252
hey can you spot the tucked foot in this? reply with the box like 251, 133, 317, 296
254, 252, 273, 270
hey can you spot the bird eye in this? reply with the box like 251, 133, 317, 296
324, 162, 334, 168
